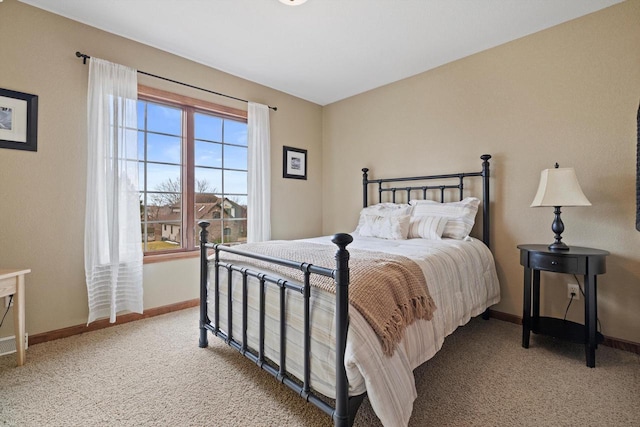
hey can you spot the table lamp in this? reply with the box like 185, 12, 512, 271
530, 163, 591, 251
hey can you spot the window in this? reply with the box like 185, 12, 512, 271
137, 86, 248, 255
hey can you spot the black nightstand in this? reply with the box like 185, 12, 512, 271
518, 244, 609, 367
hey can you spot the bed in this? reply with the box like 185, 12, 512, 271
198, 154, 500, 426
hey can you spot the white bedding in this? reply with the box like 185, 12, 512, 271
208, 234, 500, 427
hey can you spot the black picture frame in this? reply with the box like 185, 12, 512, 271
0, 88, 38, 152
283, 146, 307, 180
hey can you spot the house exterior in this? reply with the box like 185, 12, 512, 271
149, 195, 247, 246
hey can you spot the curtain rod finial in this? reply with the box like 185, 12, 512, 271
75, 51, 89, 64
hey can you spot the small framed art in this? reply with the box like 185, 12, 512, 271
0, 88, 38, 152
283, 146, 307, 180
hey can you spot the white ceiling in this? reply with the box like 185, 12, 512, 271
20, 0, 622, 106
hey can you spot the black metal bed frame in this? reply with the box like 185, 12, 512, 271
198, 154, 492, 426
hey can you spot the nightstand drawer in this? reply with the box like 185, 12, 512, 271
529, 252, 579, 273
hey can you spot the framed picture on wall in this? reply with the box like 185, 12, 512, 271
283, 146, 307, 180
0, 88, 38, 152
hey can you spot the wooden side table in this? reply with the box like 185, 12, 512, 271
0, 269, 30, 366
518, 245, 609, 367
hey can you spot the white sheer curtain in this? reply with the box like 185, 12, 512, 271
84, 57, 143, 324
247, 102, 271, 243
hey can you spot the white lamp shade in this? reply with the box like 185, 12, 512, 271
530, 167, 592, 207
279, 0, 308, 5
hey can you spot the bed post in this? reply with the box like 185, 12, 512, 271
362, 168, 369, 208
198, 221, 210, 348
332, 232, 353, 427
480, 155, 492, 321
480, 154, 491, 249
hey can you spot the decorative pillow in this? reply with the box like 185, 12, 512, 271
407, 215, 448, 240
358, 214, 411, 240
354, 203, 413, 233
409, 197, 480, 239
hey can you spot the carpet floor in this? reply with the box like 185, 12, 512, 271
0, 307, 638, 426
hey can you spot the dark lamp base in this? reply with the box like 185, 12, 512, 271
548, 241, 570, 251
549, 206, 570, 251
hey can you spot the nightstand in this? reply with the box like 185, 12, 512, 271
518, 245, 609, 367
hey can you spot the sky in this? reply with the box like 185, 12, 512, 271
137, 101, 248, 203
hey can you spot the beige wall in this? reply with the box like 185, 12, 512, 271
322, 0, 640, 343
0, 0, 323, 336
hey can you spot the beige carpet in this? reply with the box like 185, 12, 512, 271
1, 307, 638, 426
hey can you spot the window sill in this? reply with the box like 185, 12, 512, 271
143, 250, 200, 264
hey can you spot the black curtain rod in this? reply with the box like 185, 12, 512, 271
75, 51, 277, 111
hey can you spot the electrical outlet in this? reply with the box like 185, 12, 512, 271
567, 283, 580, 300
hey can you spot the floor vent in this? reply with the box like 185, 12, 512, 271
0, 334, 28, 357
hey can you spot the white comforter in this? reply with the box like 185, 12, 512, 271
208, 235, 500, 427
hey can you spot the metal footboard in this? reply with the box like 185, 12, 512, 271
198, 223, 355, 426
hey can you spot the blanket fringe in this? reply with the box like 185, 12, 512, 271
380, 295, 437, 357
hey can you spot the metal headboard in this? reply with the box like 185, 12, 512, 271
362, 154, 492, 248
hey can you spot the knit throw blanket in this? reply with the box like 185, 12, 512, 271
215, 241, 436, 356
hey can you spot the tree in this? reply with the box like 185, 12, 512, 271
149, 177, 180, 206
196, 178, 215, 194
149, 177, 217, 206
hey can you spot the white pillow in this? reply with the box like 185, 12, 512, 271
358, 214, 410, 240
355, 203, 413, 233
407, 215, 448, 240
409, 197, 480, 240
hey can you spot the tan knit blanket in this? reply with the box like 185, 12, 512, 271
214, 241, 436, 356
